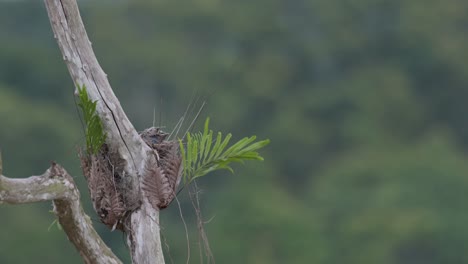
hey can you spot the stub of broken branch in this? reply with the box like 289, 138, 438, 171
0, 163, 73, 204
0, 163, 122, 264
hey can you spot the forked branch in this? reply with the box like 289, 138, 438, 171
0, 163, 122, 264
43, 0, 164, 263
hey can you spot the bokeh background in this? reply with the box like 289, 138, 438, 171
1, 0, 468, 263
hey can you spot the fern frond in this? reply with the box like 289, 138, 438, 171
77, 84, 107, 154
179, 117, 270, 185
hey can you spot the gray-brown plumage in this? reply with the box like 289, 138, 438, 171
140, 127, 169, 147
140, 127, 183, 209
142, 157, 171, 209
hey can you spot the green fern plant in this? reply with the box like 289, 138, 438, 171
77, 84, 107, 154
179, 117, 270, 184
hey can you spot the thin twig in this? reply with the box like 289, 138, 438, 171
168, 117, 184, 140
175, 196, 190, 264
0, 149, 2, 176
183, 101, 206, 140
161, 232, 174, 264
159, 96, 163, 129
153, 107, 156, 128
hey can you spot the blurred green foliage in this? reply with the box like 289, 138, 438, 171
1, 0, 468, 263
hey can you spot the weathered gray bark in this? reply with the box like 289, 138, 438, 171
43, 0, 164, 263
0, 163, 122, 264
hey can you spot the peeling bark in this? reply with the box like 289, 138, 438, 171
0, 163, 122, 264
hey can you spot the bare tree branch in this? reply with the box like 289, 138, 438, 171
43, 0, 149, 173
0, 163, 122, 264
0, 173, 70, 204
43, 1, 165, 263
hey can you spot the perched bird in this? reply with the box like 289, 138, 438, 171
139, 127, 182, 209
140, 127, 169, 148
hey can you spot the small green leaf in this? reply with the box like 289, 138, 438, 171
179, 117, 270, 185
214, 133, 231, 159
209, 132, 223, 161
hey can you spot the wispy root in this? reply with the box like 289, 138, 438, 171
189, 182, 215, 264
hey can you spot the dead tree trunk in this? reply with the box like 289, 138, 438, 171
43, 0, 167, 263
1, 0, 189, 262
